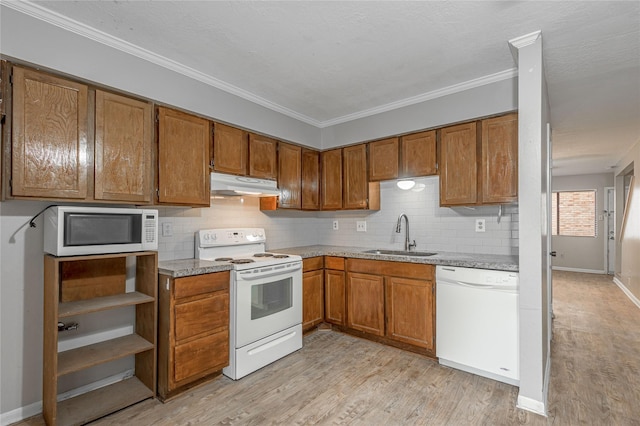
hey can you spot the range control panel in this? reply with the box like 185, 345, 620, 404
196, 228, 266, 247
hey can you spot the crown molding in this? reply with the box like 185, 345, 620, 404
319, 68, 518, 128
5, 1, 518, 129
508, 31, 542, 62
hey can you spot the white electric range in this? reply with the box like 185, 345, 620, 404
195, 228, 302, 380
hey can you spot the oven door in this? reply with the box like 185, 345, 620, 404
234, 261, 302, 348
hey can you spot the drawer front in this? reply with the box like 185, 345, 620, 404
346, 258, 434, 280
175, 290, 229, 341
303, 256, 324, 272
174, 271, 230, 299
324, 256, 345, 270
174, 330, 229, 383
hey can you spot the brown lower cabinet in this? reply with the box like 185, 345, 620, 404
324, 256, 346, 326
157, 271, 230, 401
342, 258, 436, 355
302, 257, 324, 332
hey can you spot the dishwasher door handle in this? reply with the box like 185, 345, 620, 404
441, 280, 518, 292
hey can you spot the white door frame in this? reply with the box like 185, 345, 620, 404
604, 186, 615, 274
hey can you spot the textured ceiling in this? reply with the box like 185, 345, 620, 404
24, 1, 640, 176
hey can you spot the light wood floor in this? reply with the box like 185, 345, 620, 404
18, 271, 640, 425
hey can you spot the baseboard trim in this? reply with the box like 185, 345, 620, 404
552, 266, 606, 274
613, 277, 640, 309
0, 370, 133, 426
516, 351, 550, 417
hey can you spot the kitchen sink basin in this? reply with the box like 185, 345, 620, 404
363, 249, 437, 257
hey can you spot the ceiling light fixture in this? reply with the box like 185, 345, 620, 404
397, 179, 416, 190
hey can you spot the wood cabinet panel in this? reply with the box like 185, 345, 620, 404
249, 133, 277, 179
321, 148, 343, 210
94, 90, 152, 202
347, 272, 385, 336
481, 113, 518, 204
346, 258, 434, 281
369, 137, 399, 181
303, 269, 324, 332
303, 256, 324, 272
174, 271, 229, 300
277, 142, 301, 209
385, 277, 434, 350
343, 144, 368, 209
301, 148, 320, 210
174, 290, 229, 342
439, 121, 478, 206
324, 256, 345, 271
213, 122, 248, 175
173, 330, 229, 383
401, 130, 437, 177
12, 66, 88, 199
324, 269, 346, 326
157, 107, 210, 206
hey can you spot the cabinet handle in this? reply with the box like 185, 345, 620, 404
166, 278, 170, 291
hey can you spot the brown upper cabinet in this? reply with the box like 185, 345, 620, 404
94, 90, 153, 203
11, 66, 89, 199
9, 66, 153, 203
157, 107, 211, 206
321, 148, 343, 210
343, 144, 370, 210
212, 122, 248, 176
248, 133, 277, 180
439, 121, 479, 206
277, 141, 302, 209
481, 113, 518, 204
439, 114, 518, 207
301, 148, 320, 210
368, 131, 437, 182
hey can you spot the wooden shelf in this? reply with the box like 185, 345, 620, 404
58, 334, 154, 377
56, 377, 153, 426
59, 291, 154, 318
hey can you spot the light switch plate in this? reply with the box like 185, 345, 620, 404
162, 222, 173, 237
475, 219, 486, 233
356, 221, 367, 232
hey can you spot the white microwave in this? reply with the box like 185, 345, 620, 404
44, 206, 158, 256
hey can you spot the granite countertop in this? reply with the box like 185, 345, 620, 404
270, 245, 519, 272
159, 245, 518, 277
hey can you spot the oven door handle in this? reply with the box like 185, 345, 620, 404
236, 263, 302, 281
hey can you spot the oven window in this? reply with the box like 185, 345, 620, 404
251, 277, 293, 320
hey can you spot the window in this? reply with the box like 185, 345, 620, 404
551, 190, 597, 237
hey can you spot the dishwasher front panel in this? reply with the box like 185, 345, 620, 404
436, 266, 519, 385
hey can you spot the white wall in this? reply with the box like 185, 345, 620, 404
551, 173, 614, 273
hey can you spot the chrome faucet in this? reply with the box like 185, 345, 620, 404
396, 213, 416, 251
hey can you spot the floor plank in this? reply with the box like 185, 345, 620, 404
16, 271, 639, 425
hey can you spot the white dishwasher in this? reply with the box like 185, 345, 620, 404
436, 265, 519, 386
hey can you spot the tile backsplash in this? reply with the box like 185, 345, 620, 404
158, 176, 518, 261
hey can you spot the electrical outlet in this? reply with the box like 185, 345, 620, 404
475, 219, 486, 233
162, 222, 173, 237
356, 221, 367, 232
333, 220, 339, 230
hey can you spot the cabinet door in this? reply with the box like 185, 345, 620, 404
173, 330, 229, 384
439, 122, 478, 206
321, 148, 343, 210
95, 91, 152, 203
347, 272, 385, 336
213, 122, 248, 175
369, 137, 399, 181
324, 269, 345, 325
278, 142, 301, 209
157, 107, 210, 206
303, 269, 324, 331
12, 66, 88, 199
301, 148, 320, 210
385, 277, 434, 350
343, 144, 368, 209
249, 133, 277, 179
482, 113, 518, 204
401, 130, 437, 177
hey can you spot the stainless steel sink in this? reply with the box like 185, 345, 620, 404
363, 249, 437, 257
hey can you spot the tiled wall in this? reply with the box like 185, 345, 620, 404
158, 176, 518, 261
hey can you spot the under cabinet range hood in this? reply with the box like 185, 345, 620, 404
210, 172, 280, 197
